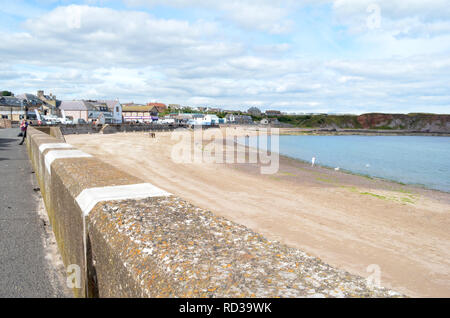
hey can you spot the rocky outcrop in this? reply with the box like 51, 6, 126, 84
356, 113, 450, 132
278, 113, 450, 132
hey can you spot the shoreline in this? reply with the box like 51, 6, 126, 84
275, 127, 450, 137
234, 127, 449, 194
218, 125, 450, 136
275, 152, 449, 195
230, 137, 449, 206
66, 130, 450, 297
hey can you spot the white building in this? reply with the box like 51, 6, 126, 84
186, 114, 226, 126
100, 100, 123, 124
204, 114, 220, 124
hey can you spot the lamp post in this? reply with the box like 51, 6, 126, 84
24, 102, 29, 121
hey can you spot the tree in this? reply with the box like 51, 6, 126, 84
1, 91, 13, 96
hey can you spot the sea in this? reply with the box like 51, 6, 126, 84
239, 135, 450, 192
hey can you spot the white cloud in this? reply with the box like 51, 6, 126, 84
1, 2, 449, 114
219, 1, 294, 34
124, 0, 297, 34
1, 4, 238, 69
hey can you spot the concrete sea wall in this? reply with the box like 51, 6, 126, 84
27, 126, 170, 297
59, 124, 178, 135
58, 123, 221, 135
25, 126, 400, 298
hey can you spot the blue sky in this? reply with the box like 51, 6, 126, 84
1, 0, 450, 114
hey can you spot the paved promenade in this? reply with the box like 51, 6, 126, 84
0, 128, 69, 297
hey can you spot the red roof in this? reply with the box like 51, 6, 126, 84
147, 103, 167, 108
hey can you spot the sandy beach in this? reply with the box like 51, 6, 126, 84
66, 127, 450, 297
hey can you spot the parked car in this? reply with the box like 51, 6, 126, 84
20, 112, 37, 121
42, 115, 58, 125
58, 117, 73, 125
75, 118, 87, 124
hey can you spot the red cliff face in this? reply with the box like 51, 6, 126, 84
356, 113, 450, 132
357, 113, 396, 129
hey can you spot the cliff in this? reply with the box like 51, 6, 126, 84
356, 113, 450, 132
277, 113, 450, 132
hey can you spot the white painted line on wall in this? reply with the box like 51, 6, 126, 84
39, 143, 73, 153
44, 149, 92, 174
76, 183, 172, 216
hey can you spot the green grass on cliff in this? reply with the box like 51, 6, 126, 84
276, 114, 363, 129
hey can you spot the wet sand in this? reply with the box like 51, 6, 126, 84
66, 128, 450, 297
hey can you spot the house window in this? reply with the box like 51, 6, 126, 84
116, 106, 119, 113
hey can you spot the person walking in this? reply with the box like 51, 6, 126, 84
311, 156, 316, 167
19, 120, 28, 145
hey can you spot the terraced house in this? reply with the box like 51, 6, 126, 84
0, 96, 26, 121
87, 100, 123, 124
0, 95, 42, 121
102, 100, 123, 124
122, 103, 166, 123
122, 105, 155, 123
36, 90, 60, 115
59, 100, 122, 124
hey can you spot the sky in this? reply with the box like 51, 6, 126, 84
1, 0, 450, 114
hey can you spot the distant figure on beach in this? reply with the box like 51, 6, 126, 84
311, 156, 316, 167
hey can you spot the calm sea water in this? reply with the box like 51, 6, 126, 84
240, 135, 450, 192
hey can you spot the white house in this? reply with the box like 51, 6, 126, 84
100, 100, 123, 124
225, 114, 252, 124
59, 100, 90, 122
226, 114, 236, 123
187, 114, 227, 126
204, 114, 220, 125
